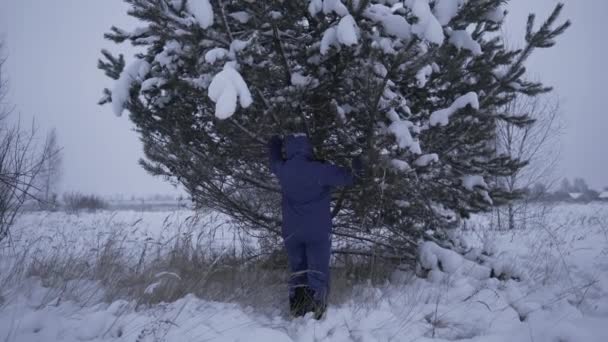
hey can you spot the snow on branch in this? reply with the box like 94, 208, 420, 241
433, 0, 467, 26
388, 119, 422, 154
208, 64, 253, 119
187, 0, 214, 29
320, 15, 360, 54
484, 5, 507, 23
430, 92, 479, 127
449, 30, 482, 55
337, 15, 359, 46
364, 4, 412, 40
112, 58, 150, 116
405, 0, 444, 44
415, 65, 433, 87
309, 0, 349, 17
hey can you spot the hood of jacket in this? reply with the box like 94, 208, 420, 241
285, 135, 313, 159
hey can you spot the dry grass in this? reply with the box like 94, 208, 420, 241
1, 211, 398, 315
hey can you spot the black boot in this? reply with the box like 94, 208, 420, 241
312, 300, 327, 320
289, 287, 313, 317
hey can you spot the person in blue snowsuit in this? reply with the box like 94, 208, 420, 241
268, 134, 360, 319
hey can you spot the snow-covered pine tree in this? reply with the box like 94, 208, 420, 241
99, 0, 569, 261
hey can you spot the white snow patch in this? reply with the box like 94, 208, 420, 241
419, 241, 492, 280
373, 37, 397, 54
228, 11, 250, 24
462, 174, 487, 191
336, 15, 359, 46
391, 159, 411, 172
433, 0, 467, 26
415, 65, 433, 87
414, 153, 438, 167
187, 0, 214, 29
364, 4, 412, 40
154, 40, 183, 68
308, 0, 323, 16
449, 29, 482, 55
485, 5, 507, 23
320, 26, 340, 54
140, 77, 166, 92
230, 38, 251, 55
419, 241, 464, 274
388, 120, 421, 154
269, 10, 283, 20
112, 58, 150, 116
405, 0, 444, 44
208, 64, 253, 119
569, 192, 583, 200
323, 0, 349, 16
395, 200, 410, 208
430, 91, 479, 126
205, 47, 229, 64
290, 72, 312, 86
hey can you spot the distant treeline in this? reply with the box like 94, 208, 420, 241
527, 178, 608, 203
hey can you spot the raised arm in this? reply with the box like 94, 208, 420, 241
319, 156, 363, 188
268, 135, 284, 175
320, 163, 354, 187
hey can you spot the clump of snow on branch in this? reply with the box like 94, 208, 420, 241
291, 72, 312, 87
208, 64, 253, 119
388, 119, 421, 154
461, 176, 493, 204
321, 27, 340, 54
320, 15, 359, 54
228, 11, 250, 24
414, 153, 438, 167
449, 30, 482, 55
419, 241, 492, 280
405, 0, 444, 44
416, 65, 433, 87
112, 59, 150, 116
140, 77, 166, 92
364, 4, 412, 40
230, 39, 251, 55
154, 40, 183, 70
323, 0, 349, 16
430, 92, 479, 126
461, 175, 487, 191
391, 159, 411, 172
484, 5, 507, 23
433, 0, 467, 26
205, 48, 229, 64
187, 0, 214, 29
309, 0, 349, 17
308, 0, 323, 16
337, 15, 359, 46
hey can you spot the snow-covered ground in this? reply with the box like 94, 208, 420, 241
1, 204, 608, 341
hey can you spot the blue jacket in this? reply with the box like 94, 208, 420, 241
268, 135, 354, 240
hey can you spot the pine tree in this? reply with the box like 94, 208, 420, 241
99, 0, 569, 261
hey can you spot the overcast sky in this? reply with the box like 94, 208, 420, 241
0, 0, 606, 196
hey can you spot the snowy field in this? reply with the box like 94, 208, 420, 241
1, 204, 608, 341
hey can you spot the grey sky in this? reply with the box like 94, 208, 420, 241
0, 0, 606, 196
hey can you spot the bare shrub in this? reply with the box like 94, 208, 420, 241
493, 93, 562, 231
62, 192, 109, 212
36, 128, 62, 210
0, 41, 53, 243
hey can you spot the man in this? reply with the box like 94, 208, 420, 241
268, 133, 361, 319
